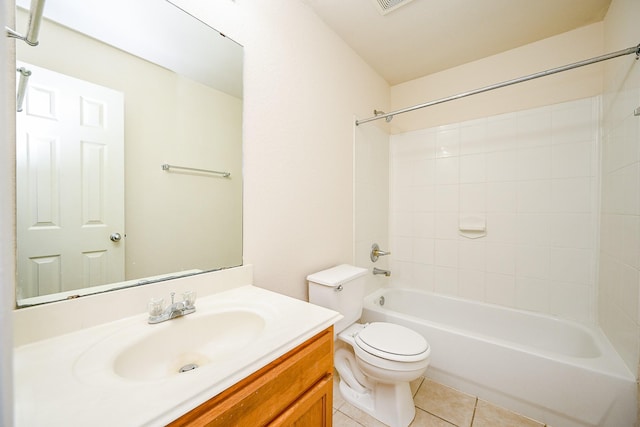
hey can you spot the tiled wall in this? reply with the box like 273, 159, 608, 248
599, 84, 640, 372
389, 97, 600, 324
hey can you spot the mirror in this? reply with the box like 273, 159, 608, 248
14, 0, 243, 307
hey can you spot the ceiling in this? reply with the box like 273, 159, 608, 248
303, 0, 612, 86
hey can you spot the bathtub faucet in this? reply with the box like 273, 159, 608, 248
373, 268, 391, 277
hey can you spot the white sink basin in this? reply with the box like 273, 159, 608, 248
74, 309, 266, 383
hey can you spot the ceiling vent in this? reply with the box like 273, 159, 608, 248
371, 0, 416, 15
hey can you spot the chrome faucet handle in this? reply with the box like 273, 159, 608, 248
370, 243, 391, 262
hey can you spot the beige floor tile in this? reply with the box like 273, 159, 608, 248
410, 408, 457, 427
411, 376, 425, 397
472, 400, 544, 427
334, 375, 347, 411
338, 402, 388, 427
414, 379, 476, 427
333, 410, 366, 427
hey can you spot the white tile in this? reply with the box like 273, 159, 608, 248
460, 153, 486, 183
549, 247, 594, 285
460, 119, 487, 155
486, 150, 517, 182
414, 186, 436, 212
435, 214, 460, 239
486, 243, 516, 275
485, 213, 518, 243
551, 98, 597, 145
413, 238, 435, 264
517, 180, 551, 213
391, 212, 412, 237
551, 177, 593, 213
459, 239, 486, 271
394, 236, 413, 262
414, 157, 436, 186
460, 183, 486, 212
392, 185, 414, 212
436, 125, 460, 158
459, 269, 486, 301
516, 276, 550, 313
486, 112, 517, 152
516, 245, 550, 279
549, 213, 595, 249
435, 239, 458, 268
393, 158, 413, 187
435, 185, 459, 213
413, 263, 435, 290
434, 266, 458, 295
485, 273, 516, 306
552, 140, 594, 179
606, 164, 640, 215
517, 108, 552, 148
549, 282, 592, 323
414, 213, 435, 238
435, 157, 459, 185
516, 146, 551, 181
516, 214, 551, 246
486, 182, 517, 213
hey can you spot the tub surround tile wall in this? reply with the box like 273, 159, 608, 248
390, 97, 600, 325
599, 0, 640, 378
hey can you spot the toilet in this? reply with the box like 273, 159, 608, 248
307, 264, 430, 427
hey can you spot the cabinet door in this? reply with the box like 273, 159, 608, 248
269, 374, 333, 427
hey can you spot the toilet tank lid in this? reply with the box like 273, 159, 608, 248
307, 264, 368, 287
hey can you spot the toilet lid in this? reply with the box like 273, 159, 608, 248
355, 322, 429, 362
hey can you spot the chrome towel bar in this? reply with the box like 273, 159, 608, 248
161, 163, 230, 178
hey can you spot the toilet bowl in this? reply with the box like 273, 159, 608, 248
307, 265, 431, 427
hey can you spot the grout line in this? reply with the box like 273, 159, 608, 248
469, 397, 479, 427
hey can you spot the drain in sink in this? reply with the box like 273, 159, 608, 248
179, 363, 199, 373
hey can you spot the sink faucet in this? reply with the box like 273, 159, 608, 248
373, 267, 391, 277
148, 291, 196, 324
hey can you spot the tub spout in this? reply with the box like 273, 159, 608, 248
373, 268, 391, 277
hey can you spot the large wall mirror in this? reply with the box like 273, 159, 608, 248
14, 0, 243, 307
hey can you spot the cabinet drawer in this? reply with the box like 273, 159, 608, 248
169, 327, 334, 426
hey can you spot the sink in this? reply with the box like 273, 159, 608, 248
75, 310, 266, 382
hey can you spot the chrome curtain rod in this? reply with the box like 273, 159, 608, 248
356, 42, 640, 126
6, 0, 47, 46
161, 163, 231, 178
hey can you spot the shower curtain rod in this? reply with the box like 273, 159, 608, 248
356, 42, 640, 126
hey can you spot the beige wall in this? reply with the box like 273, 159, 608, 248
16, 12, 243, 281
1, 0, 14, 422
172, 0, 390, 300
390, 23, 604, 133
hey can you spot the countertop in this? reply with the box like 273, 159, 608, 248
14, 285, 341, 426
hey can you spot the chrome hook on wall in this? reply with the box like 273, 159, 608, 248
6, 0, 47, 46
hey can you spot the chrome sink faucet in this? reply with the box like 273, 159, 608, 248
147, 291, 196, 324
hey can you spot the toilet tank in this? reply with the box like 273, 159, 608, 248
307, 264, 368, 334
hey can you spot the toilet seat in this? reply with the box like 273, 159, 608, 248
355, 322, 429, 363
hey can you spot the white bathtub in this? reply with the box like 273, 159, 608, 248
361, 287, 637, 427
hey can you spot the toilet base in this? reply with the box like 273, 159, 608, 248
338, 377, 416, 427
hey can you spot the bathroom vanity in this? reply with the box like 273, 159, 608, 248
170, 327, 334, 426
13, 267, 341, 426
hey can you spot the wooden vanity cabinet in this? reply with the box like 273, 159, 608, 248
168, 326, 334, 427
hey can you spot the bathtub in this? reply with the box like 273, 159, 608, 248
361, 287, 637, 427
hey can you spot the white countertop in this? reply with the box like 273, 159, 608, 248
14, 285, 341, 426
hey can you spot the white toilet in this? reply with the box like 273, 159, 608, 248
307, 264, 430, 427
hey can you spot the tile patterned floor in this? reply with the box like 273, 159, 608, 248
332, 377, 551, 427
